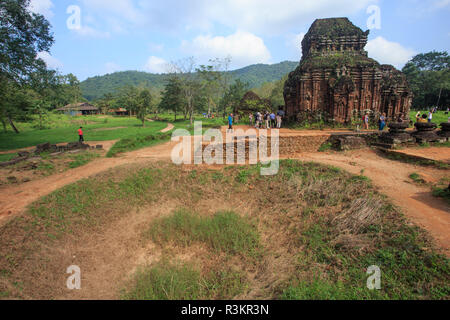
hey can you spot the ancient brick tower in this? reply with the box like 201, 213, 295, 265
284, 18, 412, 123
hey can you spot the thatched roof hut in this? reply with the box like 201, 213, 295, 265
236, 91, 272, 114
56, 103, 99, 115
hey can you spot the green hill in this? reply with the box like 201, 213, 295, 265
80, 61, 298, 101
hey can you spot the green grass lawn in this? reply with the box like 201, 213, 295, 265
0, 115, 168, 151
156, 113, 228, 131
0, 153, 18, 162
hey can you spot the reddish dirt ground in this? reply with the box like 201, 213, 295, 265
160, 123, 175, 133
390, 147, 450, 164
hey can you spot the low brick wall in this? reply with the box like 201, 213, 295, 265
278, 135, 331, 154
197, 134, 332, 162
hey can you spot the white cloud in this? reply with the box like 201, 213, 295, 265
181, 31, 271, 69
366, 36, 416, 69
29, 0, 54, 18
77, 0, 146, 34
37, 51, 63, 69
143, 56, 169, 74
105, 62, 122, 74
73, 0, 377, 35
285, 32, 305, 60
433, 0, 450, 8
206, 0, 376, 35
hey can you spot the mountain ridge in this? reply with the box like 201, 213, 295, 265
80, 61, 298, 101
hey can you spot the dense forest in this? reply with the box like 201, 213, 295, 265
80, 61, 298, 101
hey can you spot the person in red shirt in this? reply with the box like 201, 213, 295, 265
78, 127, 84, 142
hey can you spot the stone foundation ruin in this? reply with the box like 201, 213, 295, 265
0, 142, 103, 167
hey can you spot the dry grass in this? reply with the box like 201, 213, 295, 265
333, 197, 384, 234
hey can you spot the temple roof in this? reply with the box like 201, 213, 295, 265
306, 18, 367, 38
300, 18, 370, 59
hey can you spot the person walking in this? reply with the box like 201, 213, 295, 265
264, 112, 270, 129
270, 112, 276, 128
258, 112, 263, 129
78, 127, 84, 143
277, 108, 284, 129
364, 113, 369, 130
228, 113, 234, 132
276, 114, 282, 129
379, 113, 386, 132
277, 109, 284, 128
427, 111, 433, 123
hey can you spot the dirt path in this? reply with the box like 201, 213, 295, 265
160, 123, 174, 133
390, 147, 450, 164
295, 149, 450, 256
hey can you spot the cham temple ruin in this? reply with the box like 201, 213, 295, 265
283, 18, 412, 124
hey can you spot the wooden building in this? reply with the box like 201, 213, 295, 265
57, 103, 99, 116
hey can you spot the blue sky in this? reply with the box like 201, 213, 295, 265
29, 0, 450, 81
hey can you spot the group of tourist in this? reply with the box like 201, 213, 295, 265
361, 113, 388, 132
361, 112, 408, 132
249, 110, 285, 130
227, 109, 286, 133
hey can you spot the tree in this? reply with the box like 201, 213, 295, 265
159, 77, 184, 121
209, 56, 232, 118
116, 85, 140, 117
197, 64, 222, 116
402, 51, 450, 109
0, 81, 34, 133
136, 89, 152, 127
0, 0, 54, 133
169, 57, 199, 125
269, 74, 288, 108
220, 79, 249, 115
58, 73, 83, 105
28, 68, 59, 129
408, 51, 449, 71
